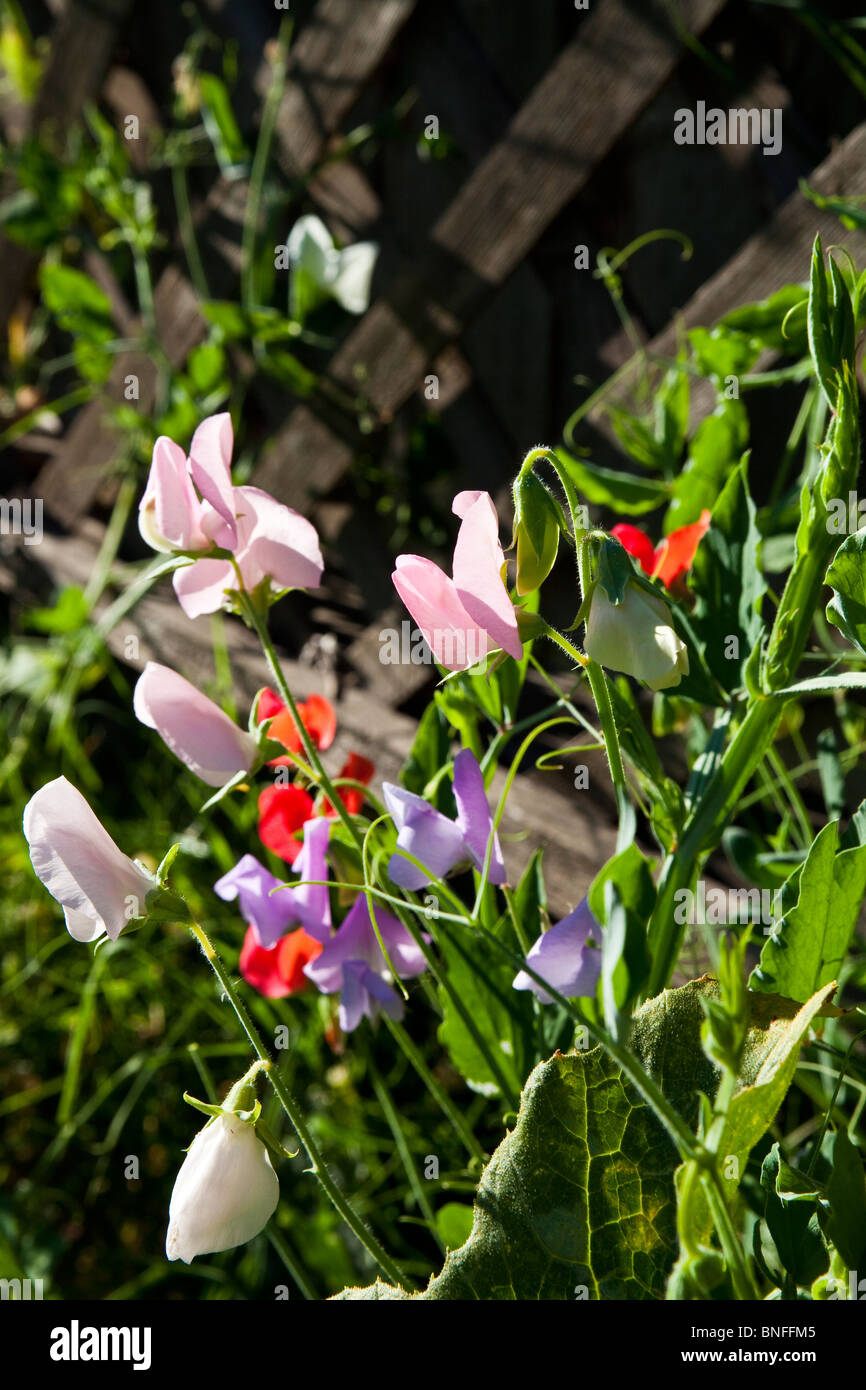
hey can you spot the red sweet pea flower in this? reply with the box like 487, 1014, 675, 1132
325, 752, 376, 816
239, 924, 323, 998
258, 688, 337, 765
611, 510, 711, 593
258, 783, 316, 862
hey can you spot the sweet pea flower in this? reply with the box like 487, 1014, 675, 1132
258, 783, 316, 863
138, 413, 324, 619
287, 214, 379, 315
165, 1111, 279, 1263
239, 925, 323, 999
23, 776, 157, 942
612, 510, 711, 594
393, 491, 523, 671
324, 751, 376, 816
382, 748, 505, 891
584, 580, 688, 691
133, 662, 258, 787
257, 687, 337, 764
512, 898, 603, 1005
303, 895, 427, 1032
215, 819, 332, 949
172, 484, 324, 620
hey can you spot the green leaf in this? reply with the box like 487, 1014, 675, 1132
399, 701, 453, 808
822, 1128, 866, 1269
826, 528, 866, 654
198, 72, 249, 175
689, 459, 765, 692
554, 448, 669, 515
186, 342, 227, 395
751, 821, 866, 1001
22, 585, 88, 634
755, 1143, 827, 1292
587, 844, 654, 1030
338, 978, 832, 1300
39, 262, 114, 342
435, 1203, 474, 1252
436, 916, 536, 1099
688, 325, 759, 381
718, 284, 808, 357
665, 400, 748, 533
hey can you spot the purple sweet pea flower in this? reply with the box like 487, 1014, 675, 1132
382, 748, 505, 891
303, 895, 427, 1032
512, 898, 603, 1005
214, 819, 332, 949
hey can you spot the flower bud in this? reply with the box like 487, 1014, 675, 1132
584, 580, 688, 691
512, 471, 560, 595
165, 1111, 279, 1263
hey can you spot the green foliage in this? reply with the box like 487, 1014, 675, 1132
751, 821, 866, 1002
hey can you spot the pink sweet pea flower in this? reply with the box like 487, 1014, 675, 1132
138, 414, 325, 619
133, 662, 258, 787
172, 486, 324, 620
392, 491, 522, 671
23, 777, 157, 942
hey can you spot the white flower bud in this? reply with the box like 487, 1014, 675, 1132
165, 1112, 279, 1263
584, 580, 689, 691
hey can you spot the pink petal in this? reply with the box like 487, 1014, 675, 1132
189, 413, 238, 548
233, 486, 324, 593
392, 554, 492, 671
451, 492, 522, 660
172, 558, 237, 619
133, 662, 257, 787
140, 438, 207, 552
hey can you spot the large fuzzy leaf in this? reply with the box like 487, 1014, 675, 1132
335, 980, 832, 1300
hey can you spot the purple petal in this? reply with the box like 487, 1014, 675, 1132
382, 783, 466, 890
512, 898, 602, 1004
290, 817, 331, 941
452, 749, 506, 885
214, 854, 298, 950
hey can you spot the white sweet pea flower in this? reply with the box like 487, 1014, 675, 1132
165, 1110, 279, 1263
584, 580, 689, 691
24, 777, 158, 943
286, 214, 379, 315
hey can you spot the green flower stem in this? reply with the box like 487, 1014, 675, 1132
383, 1016, 488, 1167
646, 695, 785, 998
539, 621, 632, 852
702, 1166, 759, 1300
266, 1223, 317, 1301
242, 17, 292, 311
236, 584, 363, 850
186, 917, 414, 1292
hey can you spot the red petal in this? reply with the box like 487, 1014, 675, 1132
301, 694, 337, 751
239, 924, 322, 998
258, 783, 316, 862
611, 524, 656, 577
324, 752, 375, 816
257, 687, 285, 722
654, 510, 712, 589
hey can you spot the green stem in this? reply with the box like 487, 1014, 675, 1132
384, 1016, 487, 1166
242, 18, 291, 310
237, 585, 362, 850
187, 917, 414, 1292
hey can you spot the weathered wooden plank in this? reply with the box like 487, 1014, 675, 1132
35, 269, 202, 521
268, 0, 418, 176
588, 119, 866, 444
251, 0, 728, 508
